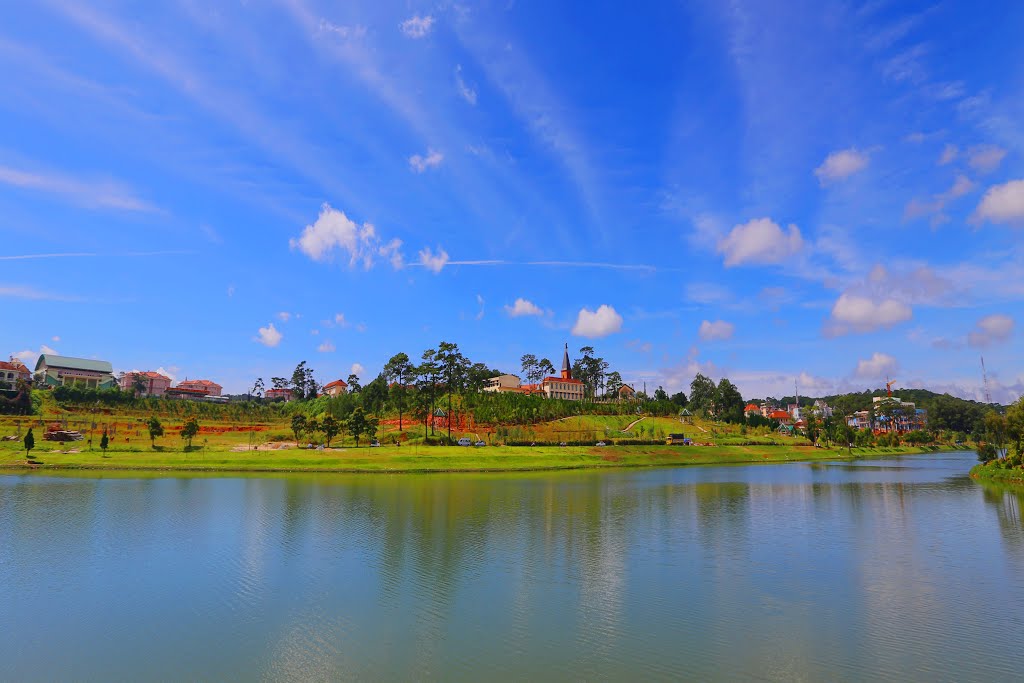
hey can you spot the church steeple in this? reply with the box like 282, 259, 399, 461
561, 343, 572, 380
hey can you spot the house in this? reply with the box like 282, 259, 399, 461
119, 371, 172, 397
0, 357, 32, 390
35, 354, 116, 390
483, 374, 521, 393
846, 397, 928, 434
176, 379, 222, 397
769, 409, 792, 423
322, 379, 349, 397
265, 388, 294, 402
539, 345, 585, 401
618, 384, 637, 401
744, 403, 761, 418
811, 399, 833, 419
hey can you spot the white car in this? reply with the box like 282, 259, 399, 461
457, 437, 472, 447
596, 441, 607, 447
474, 440, 486, 447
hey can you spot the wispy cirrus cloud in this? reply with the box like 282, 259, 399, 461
0, 163, 155, 211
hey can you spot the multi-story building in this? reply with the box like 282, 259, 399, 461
846, 396, 927, 433
0, 357, 32, 390
35, 354, 116, 390
483, 374, 522, 393
119, 371, 173, 397
539, 345, 585, 401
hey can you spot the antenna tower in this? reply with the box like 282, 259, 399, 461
981, 356, 992, 404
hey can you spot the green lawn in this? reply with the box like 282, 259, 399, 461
0, 441, 948, 475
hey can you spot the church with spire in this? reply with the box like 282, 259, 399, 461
541, 343, 585, 401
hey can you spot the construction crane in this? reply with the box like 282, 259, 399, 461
885, 378, 896, 397
981, 356, 992, 404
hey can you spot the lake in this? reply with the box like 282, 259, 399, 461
2, 451, 1023, 681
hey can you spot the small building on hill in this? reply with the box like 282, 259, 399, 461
322, 379, 349, 397
120, 371, 172, 397
618, 384, 637, 401
744, 403, 761, 418
265, 388, 294, 402
35, 354, 115, 390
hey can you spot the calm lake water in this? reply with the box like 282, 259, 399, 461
2, 451, 1023, 681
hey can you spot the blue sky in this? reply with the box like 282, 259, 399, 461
2, 0, 1023, 402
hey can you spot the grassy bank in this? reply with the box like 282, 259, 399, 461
970, 462, 1024, 486
0, 443, 950, 475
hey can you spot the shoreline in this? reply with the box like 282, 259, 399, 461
0, 444, 956, 477
970, 462, 1024, 486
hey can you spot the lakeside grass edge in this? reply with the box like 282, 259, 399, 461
0, 444, 955, 477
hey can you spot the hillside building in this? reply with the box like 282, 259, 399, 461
120, 371, 172, 397
176, 379, 223, 397
35, 354, 115, 390
322, 379, 349, 397
0, 357, 32, 390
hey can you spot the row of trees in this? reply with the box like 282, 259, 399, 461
290, 408, 378, 447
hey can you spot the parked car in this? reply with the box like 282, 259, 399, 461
559, 442, 567, 447
457, 437, 472, 447
370, 439, 381, 447
595, 441, 607, 447
474, 440, 486, 447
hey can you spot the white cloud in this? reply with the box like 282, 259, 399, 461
475, 294, 485, 321
825, 294, 912, 336
14, 344, 59, 368
317, 341, 336, 353
319, 19, 367, 41
311, 329, 319, 335
350, 362, 365, 376
154, 366, 178, 382
937, 144, 958, 165
972, 179, 1024, 226
504, 298, 543, 317
814, 148, 869, 184
968, 314, 1014, 348
855, 352, 898, 379
455, 65, 477, 105
51, 336, 60, 342
400, 15, 434, 38
967, 145, 1006, 173
277, 311, 291, 322
333, 313, 349, 327
904, 174, 976, 224
717, 218, 804, 267
409, 149, 444, 173
0, 163, 155, 212
255, 323, 282, 347
418, 246, 449, 273
227, 285, 235, 297
571, 305, 623, 338
698, 319, 735, 342
289, 203, 405, 269
0, 284, 78, 301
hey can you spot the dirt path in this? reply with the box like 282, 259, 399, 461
622, 416, 646, 432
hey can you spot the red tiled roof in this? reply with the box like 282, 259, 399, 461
179, 379, 221, 388
125, 371, 171, 381
745, 403, 760, 412
0, 361, 31, 373
769, 410, 791, 420
541, 376, 584, 385
324, 379, 348, 389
